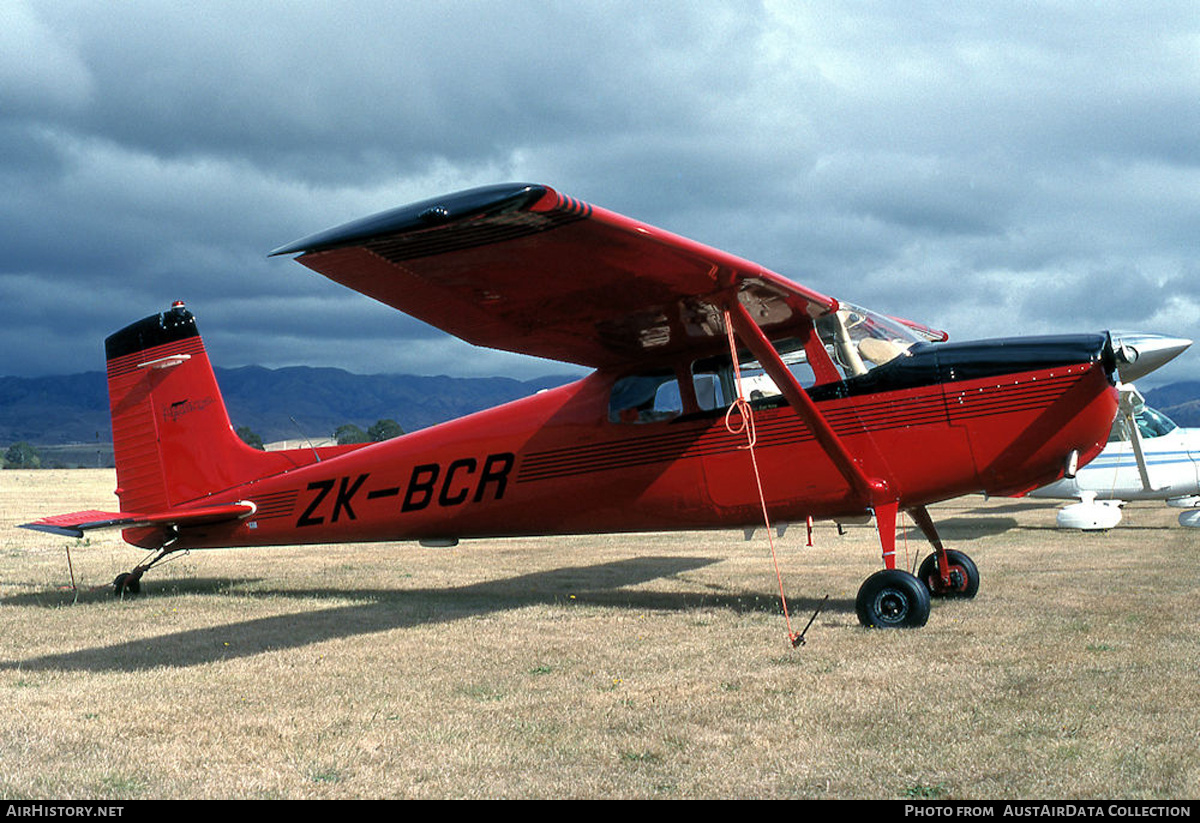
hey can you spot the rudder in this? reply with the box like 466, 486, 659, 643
105, 302, 290, 512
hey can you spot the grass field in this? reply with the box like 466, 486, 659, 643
1, 469, 1198, 799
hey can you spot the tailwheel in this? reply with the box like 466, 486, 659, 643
113, 572, 142, 596
917, 549, 979, 599
855, 569, 931, 628
112, 541, 179, 597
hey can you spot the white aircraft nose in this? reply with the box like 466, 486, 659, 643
1111, 332, 1193, 382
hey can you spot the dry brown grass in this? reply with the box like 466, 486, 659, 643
1, 468, 1198, 799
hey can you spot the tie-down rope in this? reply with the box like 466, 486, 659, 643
722, 310, 803, 647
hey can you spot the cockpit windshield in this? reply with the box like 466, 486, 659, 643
1108, 405, 1179, 442
814, 303, 927, 379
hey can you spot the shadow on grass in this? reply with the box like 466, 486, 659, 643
901, 516, 1020, 541
0, 556, 853, 673
962, 501, 1061, 515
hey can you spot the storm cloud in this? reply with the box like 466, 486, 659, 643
3, 1, 1198, 383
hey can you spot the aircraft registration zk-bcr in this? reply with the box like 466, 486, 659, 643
24, 183, 1133, 638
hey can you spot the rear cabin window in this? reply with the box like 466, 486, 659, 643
608, 368, 735, 424
609, 370, 681, 423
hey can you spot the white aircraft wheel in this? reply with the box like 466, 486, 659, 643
855, 569, 931, 628
916, 550, 979, 599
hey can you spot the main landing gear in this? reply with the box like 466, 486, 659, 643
856, 568, 931, 628
112, 543, 180, 596
854, 503, 980, 628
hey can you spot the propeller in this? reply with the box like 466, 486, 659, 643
1110, 332, 1192, 383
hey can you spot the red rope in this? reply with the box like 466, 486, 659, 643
722, 310, 800, 647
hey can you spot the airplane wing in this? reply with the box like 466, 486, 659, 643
270, 183, 840, 368
20, 502, 256, 539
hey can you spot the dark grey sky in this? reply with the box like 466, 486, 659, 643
4, 1, 1198, 384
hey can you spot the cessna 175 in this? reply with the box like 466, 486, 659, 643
1031, 393, 1200, 530
23, 183, 1129, 636
1028, 333, 1195, 530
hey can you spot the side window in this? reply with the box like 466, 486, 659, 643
700, 338, 816, 406
653, 380, 684, 415
736, 350, 817, 403
609, 371, 682, 423
608, 342, 821, 424
691, 371, 725, 411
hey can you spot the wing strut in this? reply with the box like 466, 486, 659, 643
1118, 384, 1161, 492
724, 301, 890, 506
724, 301, 902, 570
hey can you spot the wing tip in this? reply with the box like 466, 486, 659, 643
268, 182, 552, 257
19, 522, 86, 539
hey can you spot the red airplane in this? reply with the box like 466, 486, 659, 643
23, 183, 1122, 634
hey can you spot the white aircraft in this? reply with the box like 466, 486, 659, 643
1030, 333, 1198, 529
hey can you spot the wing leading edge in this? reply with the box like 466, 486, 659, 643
271, 183, 839, 368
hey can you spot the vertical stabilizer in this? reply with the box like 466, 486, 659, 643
105, 302, 289, 512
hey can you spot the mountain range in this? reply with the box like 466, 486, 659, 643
2, 367, 1197, 468
0, 366, 576, 466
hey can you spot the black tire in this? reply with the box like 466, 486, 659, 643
856, 569, 931, 628
917, 550, 979, 599
113, 573, 141, 596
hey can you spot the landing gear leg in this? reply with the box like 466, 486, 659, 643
909, 505, 979, 599
855, 501, 931, 628
113, 541, 179, 597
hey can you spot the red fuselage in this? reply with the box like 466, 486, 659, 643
156, 337, 1117, 551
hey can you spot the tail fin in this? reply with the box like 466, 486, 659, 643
106, 302, 293, 511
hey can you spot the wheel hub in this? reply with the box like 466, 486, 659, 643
874, 590, 910, 623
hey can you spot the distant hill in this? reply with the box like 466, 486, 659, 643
1145, 382, 1200, 428
5, 369, 1199, 469
0, 366, 578, 460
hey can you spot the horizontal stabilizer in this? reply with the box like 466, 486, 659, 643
20, 502, 256, 539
